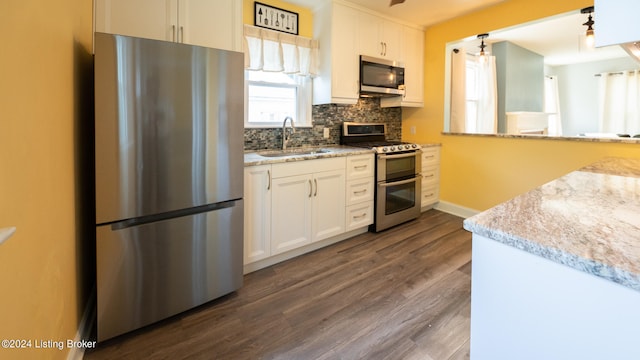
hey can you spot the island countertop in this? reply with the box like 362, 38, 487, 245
463, 157, 640, 292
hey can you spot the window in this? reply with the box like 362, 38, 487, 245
245, 70, 312, 128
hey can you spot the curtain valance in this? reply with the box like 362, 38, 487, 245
243, 24, 318, 77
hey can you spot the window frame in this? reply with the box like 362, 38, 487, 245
244, 71, 312, 128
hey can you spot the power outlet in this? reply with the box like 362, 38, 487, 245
410, 126, 416, 135
323, 128, 330, 138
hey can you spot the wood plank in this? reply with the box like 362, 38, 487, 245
85, 209, 471, 360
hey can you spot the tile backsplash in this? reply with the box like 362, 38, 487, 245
244, 97, 401, 151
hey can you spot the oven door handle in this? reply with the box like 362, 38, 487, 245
377, 152, 420, 160
379, 175, 421, 187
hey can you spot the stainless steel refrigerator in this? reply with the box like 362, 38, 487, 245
93, 32, 244, 342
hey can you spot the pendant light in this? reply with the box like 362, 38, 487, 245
477, 33, 489, 63
581, 6, 595, 48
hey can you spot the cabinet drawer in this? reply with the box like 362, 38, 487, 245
346, 154, 374, 180
421, 165, 439, 187
421, 147, 440, 168
345, 201, 374, 231
421, 186, 439, 207
346, 178, 374, 205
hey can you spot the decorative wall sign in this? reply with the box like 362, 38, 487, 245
254, 2, 298, 35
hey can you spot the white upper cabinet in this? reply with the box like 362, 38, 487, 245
95, 0, 174, 42
177, 0, 242, 51
594, 0, 640, 47
381, 24, 425, 108
358, 12, 402, 60
94, 0, 242, 52
314, 1, 424, 107
313, 1, 360, 105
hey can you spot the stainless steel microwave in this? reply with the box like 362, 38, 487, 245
359, 55, 405, 97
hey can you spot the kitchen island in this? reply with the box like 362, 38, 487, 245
463, 157, 640, 360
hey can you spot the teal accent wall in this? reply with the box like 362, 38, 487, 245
493, 41, 544, 133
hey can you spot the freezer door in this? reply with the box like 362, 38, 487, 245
96, 200, 243, 342
94, 33, 244, 224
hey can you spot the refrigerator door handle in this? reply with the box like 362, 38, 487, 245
109, 200, 239, 231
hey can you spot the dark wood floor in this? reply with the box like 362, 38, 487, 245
85, 210, 471, 360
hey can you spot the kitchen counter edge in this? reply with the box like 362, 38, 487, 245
463, 157, 640, 292
244, 144, 441, 166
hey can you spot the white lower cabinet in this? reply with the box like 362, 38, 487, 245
420, 146, 441, 210
311, 169, 347, 242
271, 173, 313, 255
270, 168, 346, 255
243, 165, 272, 264
345, 153, 375, 231
244, 153, 375, 272
271, 159, 346, 255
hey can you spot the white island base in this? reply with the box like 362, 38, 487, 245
471, 233, 640, 360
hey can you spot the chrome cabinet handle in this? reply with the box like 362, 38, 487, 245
180, 26, 184, 43
308, 179, 312, 198
354, 165, 367, 170
172, 25, 176, 42
380, 41, 384, 56
353, 213, 367, 220
353, 189, 367, 195
267, 170, 271, 190
314, 179, 318, 197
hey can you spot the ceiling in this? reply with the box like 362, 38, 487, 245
285, 0, 506, 28
285, 0, 629, 65
454, 11, 628, 66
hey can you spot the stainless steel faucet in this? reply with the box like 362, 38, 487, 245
282, 116, 296, 150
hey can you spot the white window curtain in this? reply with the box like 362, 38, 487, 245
475, 56, 498, 134
243, 24, 318, 77
597, 70, 640, 135
451, 49, 497, 134
450, 49, 467, 133
544, 75, 563, 136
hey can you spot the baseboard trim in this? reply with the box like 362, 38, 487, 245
66, 287, 96, 360
434, 200, 480, 219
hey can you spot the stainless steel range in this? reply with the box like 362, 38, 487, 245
341, 122, 422, 232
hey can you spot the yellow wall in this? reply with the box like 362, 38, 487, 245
403, 0, 640, 211
243, 0, 313, 38
0, 0, 93, 359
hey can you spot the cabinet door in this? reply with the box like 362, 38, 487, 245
380, 25, 424, 108
95, 0, 176, 42
312, 169, 346, 242
271, 174, 313, 255
400, 25, 424, 105
331, 3, 360, 101
244, 166, 271, 264
358, 12, 383, 57
381, 20, 402, 60
358, 13, 402, 59
178, 0, 242, 51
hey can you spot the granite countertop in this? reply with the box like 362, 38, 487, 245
244, 145, 374, 166
463, 157, 640, 292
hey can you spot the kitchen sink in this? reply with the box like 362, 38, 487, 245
259, 149, 331, 158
